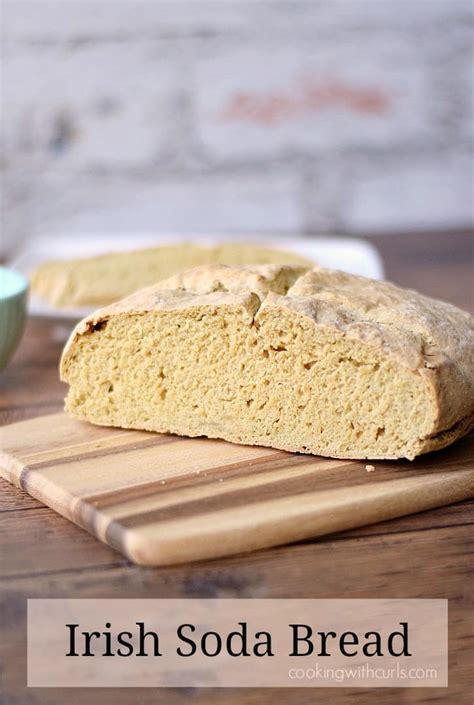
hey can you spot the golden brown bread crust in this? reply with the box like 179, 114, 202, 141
61, 264, 474, 459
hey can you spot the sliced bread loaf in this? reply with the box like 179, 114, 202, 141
60, 264, 474, 460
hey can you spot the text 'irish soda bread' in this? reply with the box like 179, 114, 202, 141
60, 265, 474, 460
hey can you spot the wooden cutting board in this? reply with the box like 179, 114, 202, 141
1, 412, 473, 566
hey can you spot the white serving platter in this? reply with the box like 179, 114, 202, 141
12, 233, 384, 320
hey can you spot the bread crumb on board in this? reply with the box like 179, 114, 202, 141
365, 464, 375, 472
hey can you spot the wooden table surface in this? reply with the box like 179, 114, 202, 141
1, 231, 473, 705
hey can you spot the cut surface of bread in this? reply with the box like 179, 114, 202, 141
60, 264, 474, 460
31, 242, 313, 307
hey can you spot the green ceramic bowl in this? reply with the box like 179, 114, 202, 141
0, 266, 28, 371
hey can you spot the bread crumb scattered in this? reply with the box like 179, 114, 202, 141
365, 464, 375, 472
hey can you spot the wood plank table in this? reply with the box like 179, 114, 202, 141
1, 231, 473, 704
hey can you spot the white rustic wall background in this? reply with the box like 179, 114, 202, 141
1, 0, 473, 254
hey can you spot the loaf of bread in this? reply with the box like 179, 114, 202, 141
60, 264, 474, 460
31, 242, 313, 307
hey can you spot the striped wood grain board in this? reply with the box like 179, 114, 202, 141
1, 412, 473, 566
